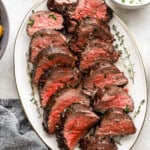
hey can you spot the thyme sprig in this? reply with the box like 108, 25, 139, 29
112, 24, 135, 84
134, 99, 145, 119
26, 53, 42, 118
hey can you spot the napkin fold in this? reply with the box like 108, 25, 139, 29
0, 99, 49, 150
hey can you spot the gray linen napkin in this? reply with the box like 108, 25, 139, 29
0, 99, 49, 150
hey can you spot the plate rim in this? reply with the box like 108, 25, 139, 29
14, 0, 148, 149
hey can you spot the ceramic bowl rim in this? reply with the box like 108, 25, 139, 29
0, 0, 9, 59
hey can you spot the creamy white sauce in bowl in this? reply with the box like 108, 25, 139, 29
111, 0, 150, 9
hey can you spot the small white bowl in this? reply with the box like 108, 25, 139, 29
111, 0, 150, 9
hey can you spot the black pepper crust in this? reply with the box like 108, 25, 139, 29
80, 135, 117, 150
106, 6, 113, 22
42, 97, 56, 133
55, 104, 72, 150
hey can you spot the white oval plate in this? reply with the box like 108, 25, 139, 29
14, 0, 147, 150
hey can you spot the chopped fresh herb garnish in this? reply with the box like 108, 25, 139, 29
49, 14, 57, 20
134, 99, 145, 119
28, 19, 35, 27
124, 105, 130, 113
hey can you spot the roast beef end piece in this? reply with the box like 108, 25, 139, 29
33, 47, 75, 86
94, 86, 134, 112
96, 108, 136, 137
47, 0, 77, 13
27, 11, 64, 36
68, 0, 113, 23
80, 135, 117, 150
56, 104, 99, 150
44, 89, 90, 134
29, 29, 68, 63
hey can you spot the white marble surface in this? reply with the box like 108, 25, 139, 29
0, 0, 149, 149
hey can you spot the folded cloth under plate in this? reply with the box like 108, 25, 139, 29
0, 99, 49, 150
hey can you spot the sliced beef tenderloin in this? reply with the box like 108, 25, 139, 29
43, 88, 90, 134
29, 29, 68, 63
83, 62, 128, 96
94, 85, 134, 112
80, 135, 117, 150
33, 47, 75, 86
47, 0, 77, 13
38, 67, 80, 90
80, 47, 119, 71
96, 108, 136, 137
67, 0, 113, 23
56, 103, 99, 150
39, 67, 81, 108
69, 18, 113, 53
27, 11, 64, 36
86, 38, 116, 53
